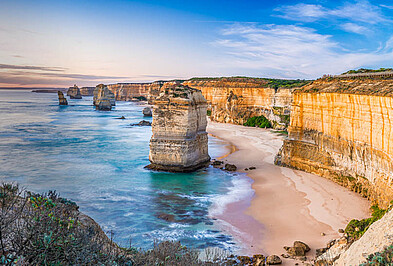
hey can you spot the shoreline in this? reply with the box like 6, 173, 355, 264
207, 121, 370, 264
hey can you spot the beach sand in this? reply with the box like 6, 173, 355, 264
207, 121, 370, 264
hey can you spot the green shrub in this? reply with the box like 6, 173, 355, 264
244, 116, 272, 128
361, 245, 393, 265
345, 205, 388, 240
207, 110, 212, 116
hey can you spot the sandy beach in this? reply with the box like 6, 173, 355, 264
207, 121, 370, 264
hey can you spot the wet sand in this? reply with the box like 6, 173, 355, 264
207, 121, 370, 264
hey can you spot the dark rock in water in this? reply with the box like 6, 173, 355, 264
211, 160, 223, 166
97, 100, 112, 111
245, 168, 249, 171
130, 120, 151, 126
58, 91, 68, 105
249, 166, 256, 170
116, 116, 126, 119
266, 255, 282, 265
156, 213, 176, 222
67, 84, 82, 99
224, 163, 237, 171
142, 107, 152, 117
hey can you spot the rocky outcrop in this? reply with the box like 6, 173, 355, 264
143, 107, 152, 117
67, 84, 82, 99
107, 83, 153, 101
146, 84, 210, 172
93, 84, 116, 109
58, 91, 68, 105
276, 77, 393, 207
183, 78, 298, 130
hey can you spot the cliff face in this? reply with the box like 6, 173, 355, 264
276, 78, 393, 207
183, 78, 294, 129
107, 83, 152, 101
67, 85, 82, 99
146, 84, 210, 172
79, 87, 95, 96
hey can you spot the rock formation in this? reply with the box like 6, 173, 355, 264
57, 91, 68, 105
275, 76, 393, 208
79, 87, 95, 96
146, 84, 210, 172
107, 83, 153, 101
67, 84, 82, 99
142, 107, 152, 117
93, 84, 116, 110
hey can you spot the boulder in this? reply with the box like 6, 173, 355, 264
224, 163, 237, 171
252, 254, 265, 266
131, 120, 151, 126
266, 255, 282, 265
284, 246, 306, 257
237, 256, 251, 264
67, 84, 82, 99
293, 241, 310, 252
58, 91, 68, 105
142, 107, 152, 117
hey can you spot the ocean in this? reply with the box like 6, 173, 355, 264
0, 89, 253, 252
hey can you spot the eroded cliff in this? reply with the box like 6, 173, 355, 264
183, 78, 304, 129
146, 84, 210, 172
276, 77, 393, 207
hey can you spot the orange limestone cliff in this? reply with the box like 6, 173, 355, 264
183, 77, 306, 129
275, 76, 393, 207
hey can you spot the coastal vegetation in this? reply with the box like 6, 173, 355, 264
361, 245, 393, 265
244, 116, 272, 128
342, 68, 393, 74
345, 204, 389, 240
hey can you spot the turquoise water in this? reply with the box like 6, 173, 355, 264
0, 89, 251, 251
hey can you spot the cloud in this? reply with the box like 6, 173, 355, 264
380, 4, 393, 10
275, 0, 391, 24
214, 23, 393, 79
341, 22, 370, 34
0, 64, 66, 72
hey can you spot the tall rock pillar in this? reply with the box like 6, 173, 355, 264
146, 84, 210, 172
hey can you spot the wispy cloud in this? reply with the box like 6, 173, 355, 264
275, 0, 391, 24
341, 22, 370, 34
214, 23, 393, 78
0, 64, 67, 72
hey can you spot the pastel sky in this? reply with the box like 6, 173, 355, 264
1, 0, 393, 87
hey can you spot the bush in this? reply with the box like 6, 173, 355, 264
361, 245, 393, 265
207, 110, 212, 116
345, 205, 388, 240
244, 116, 272, 128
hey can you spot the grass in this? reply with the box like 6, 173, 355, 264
345, 205, 389, 240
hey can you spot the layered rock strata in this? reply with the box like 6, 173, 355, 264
183, 78, 296, 129
79, 87, 95, 96
58, 91, 68, 105
67, 84, 82, 99
276, 77, 393, 207
146, 84, 210, 172
93, 84, 116, 109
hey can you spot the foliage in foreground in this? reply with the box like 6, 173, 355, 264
0, 183, 216, 265
244, 116, 272, 128
361, 245, 393, 266
345, 205, 388, 240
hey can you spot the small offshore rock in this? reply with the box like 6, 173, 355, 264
293, 241, 310, 252
224, 163, 237, 171
97, 100, 112, 111
58, 91, 68, 105
131, 120, 151, 126
266, 255, 282, 265
284, 246, 306, 257
245, 168, 249, 171
338, 228, 344, 233
249, 166, 256, 170
321, 232, 326, 236
67, 84, 82, 99
156, 213, 176, 222
116, 116, 126, 119
142, 107, 152, 117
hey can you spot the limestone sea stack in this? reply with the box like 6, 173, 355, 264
67, 84, 82, 99
58, 91, 68, 105
146, 84, 210, 172
93, 84, 116, 110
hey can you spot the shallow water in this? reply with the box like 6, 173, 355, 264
0, 89, 252, 251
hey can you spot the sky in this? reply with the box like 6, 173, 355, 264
1, 0, 393, 87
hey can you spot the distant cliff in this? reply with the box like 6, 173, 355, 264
107, 83, 152, 101
276, 76, 393, 207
